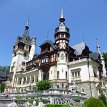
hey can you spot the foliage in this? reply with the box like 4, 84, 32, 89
47, 104, 71, 107
0, 83, 5, 93
0, 66, 10, 72
16, 96, 23, 100
99, 93, 107, 107
36, 80, 52, 91
82, 97, 105, 107
35, 98, 39, 106
27, 97, 34, 104
103, 52, 107, 69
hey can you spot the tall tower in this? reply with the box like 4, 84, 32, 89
54, 9, 70, 80
10, 21, 36, 87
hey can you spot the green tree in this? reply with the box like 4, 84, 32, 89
36, 80, 52, 91
103, 52, 107, 69
0, 66, 10, 72
99, 93, 107, 107
0, 83, 5, 93
82, 97, 105, 107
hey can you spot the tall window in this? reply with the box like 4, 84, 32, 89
57, 71, 59, 79
43, 72, 49, 80
66, 71, 67, 79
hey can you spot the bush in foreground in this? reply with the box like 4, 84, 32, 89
99, 93, 107, 107
82, 97, 105, 107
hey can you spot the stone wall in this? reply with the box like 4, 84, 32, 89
76, 81, 98, 98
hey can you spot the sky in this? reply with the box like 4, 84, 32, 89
0, 0, 107, 66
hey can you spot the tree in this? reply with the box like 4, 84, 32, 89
82, 97, 105, 107
36, 80, 52, 91
99, 93, 107, 107
0, 83, 5, 93
103, 52, 107, 70
0, 66, 10, 72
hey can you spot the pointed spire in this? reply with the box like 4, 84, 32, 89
25, 14, 30, 30
96, 39, 107, 77
83, 32, 85, 42
96, 39, 103, 60
46, 35, 48, 40
96, 39, 100, 51
61, 8, 64, 18
46, 31, 49, 40
59, 8, 65, 22
22, 15, 30, 42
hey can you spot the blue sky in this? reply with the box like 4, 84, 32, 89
0, 0, 107, 66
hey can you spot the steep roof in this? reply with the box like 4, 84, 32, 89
89, 52, 100, 60
40, 40, 55, 48
72, 42, 89, 56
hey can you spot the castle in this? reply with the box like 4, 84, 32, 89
7, 10, 107, 98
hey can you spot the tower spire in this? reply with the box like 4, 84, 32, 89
96, 39, 100, 51
61, 8, 64, 18
25, 14, 30, 30
83, 32, 85, 42
22, 15, 30, 42
96, 39, 107, 77
59, 8, 65, 22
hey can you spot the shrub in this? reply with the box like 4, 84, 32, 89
36, 80, 52, 91
99, 93, 107, 107
35, 98, 39, 106
16, 96, 23, 100
0, 83, 5, 92
82, 97, 105, 107
28, 97, 33, 104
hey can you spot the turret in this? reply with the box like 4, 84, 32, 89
54, 9, 70, 51
96, 39, 107, 77
54, 9, 70, 80
10, 20, 33, 87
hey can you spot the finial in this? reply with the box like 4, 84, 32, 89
25, 14, 30, 29
61, 8, 64, 18
83, 32, 85, 42
46, 35, 48, 40
96, 38, 100, 49
59, 8, 65, 22
96, 38, 101, 53
46, 31, 49, 40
